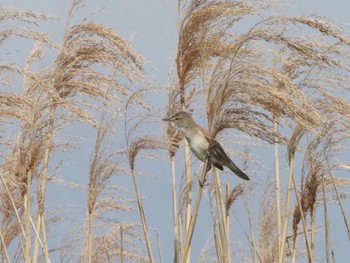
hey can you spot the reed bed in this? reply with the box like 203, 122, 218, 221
1, 0, 350, 262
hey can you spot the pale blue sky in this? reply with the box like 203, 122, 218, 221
1, 0, 350, 262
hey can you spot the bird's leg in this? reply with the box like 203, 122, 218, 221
198, 141, 215, 187
199, 164, 211, 187
207, 139, 217, 157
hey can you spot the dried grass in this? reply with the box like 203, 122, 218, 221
2, 0, 350, 262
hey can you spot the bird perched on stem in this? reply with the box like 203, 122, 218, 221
163, 111, 249, 181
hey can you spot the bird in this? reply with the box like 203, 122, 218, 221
163, 111, 249, 181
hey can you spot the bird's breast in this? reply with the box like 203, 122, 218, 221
186, 134, 209, 162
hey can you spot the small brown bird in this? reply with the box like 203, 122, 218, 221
163, 111, 249, 180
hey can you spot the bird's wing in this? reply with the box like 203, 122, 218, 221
213, 163, 224, 171
200, 130, 229, 160
210, 139, 232, 161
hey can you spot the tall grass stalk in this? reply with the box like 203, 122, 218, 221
292, 174, 312, 262
130, 167, 155, 263
103, 236, 111, 263
281, 125, 304, 263
279, 156, 294, 263
87, 211, 93, 263
246, 199, 257, 263
24, 170, 32, 263
0, 229, 10, 263
178, 211, 184, 259
170, 155, 179, 263
183, 140, 192, 263
127, 137, 168, 262
182, 156, 210, 263
274, 118, 282, 257
322, 175, 330, 263
311, 204, 316, 260
30, 216, 45, 263
225, 183, 232, 263
325, 156, 350, 240
213, 169, 228, 262
0, 173, 26, 256
34, 106, 55, 263
41, 216, 50, 263
208, 196, 223, 263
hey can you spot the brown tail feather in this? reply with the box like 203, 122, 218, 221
228, 161, 250, 180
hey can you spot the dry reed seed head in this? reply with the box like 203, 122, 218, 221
280, 16, 350, 46
88, 124, 121, 212
164, 88, 184, 156
0, 6, 57, 24
292, 124, 334, 244
128, 137, 168, 170
287, 124, 306, 165
178, 175, 196, 212
225, 183, 244, 212
177, 1, 259, 88
320, 92, 350, 127
200, 12, 350, 142
51, 22, 147, 106
0, 94, 34, 124
205, 62, 322, 143
72, 222, 148, 262
0, 27, 58, 49
210, 107, 280, 144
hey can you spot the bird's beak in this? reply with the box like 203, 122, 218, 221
162, 117, 171, 122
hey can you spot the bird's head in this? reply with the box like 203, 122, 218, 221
162, 111, 194, 130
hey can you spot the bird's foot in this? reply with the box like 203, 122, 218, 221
198, 178, 206, 187
206, 146, 214, 158
206, 140, 217, 157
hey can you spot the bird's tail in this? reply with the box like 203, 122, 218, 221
228, 161, 250, 181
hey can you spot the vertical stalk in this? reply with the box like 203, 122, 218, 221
34, 106, 55, 263
311, 207, 316, 261
0, 228, 11, 263
274, 118, 281, 257
103, 237, 111, 263
32, 217, 41, 262
25, 170, 32, 263
0, 173, 26, 258
177, 0, 192, 259
170, 155, 179, 263
183, 140, 192, 263
326, 159, 350, 240
209, 195, 223, 262
213, 169, 227, 262
182, 156, 210, 263
30, 217, 44, 260
87, 210, 93, 263
279, 155, 295, 263
225, 183, 231, 263
246, 200, 257, 263
213, 227, 224, 263
131, 168, 154, 263
178, 212, 184, 258
41, 216, 50, 263
292, 174, 312, 263
322, 176, 330, 263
